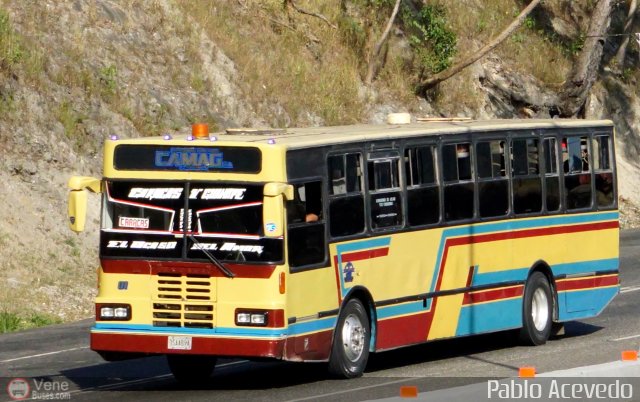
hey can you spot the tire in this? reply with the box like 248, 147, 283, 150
328, 299, 371, 378
519, 271, 553, 345
166, 354, 217, 385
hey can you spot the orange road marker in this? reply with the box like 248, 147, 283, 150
519, 367, 536, 377
400, 385, 418, 398
621, 350, 638, 361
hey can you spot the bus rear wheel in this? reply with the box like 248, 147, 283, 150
166, 354, 217, 385
519, 271, 553, 345
328, 299, 371, 378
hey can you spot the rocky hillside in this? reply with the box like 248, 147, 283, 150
0, 0, 639, 322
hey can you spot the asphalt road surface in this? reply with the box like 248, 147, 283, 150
1, 230, 639, 402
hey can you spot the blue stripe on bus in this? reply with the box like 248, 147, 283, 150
377, 301, 426, 320
92, 323, 287, 337
287, 317, 337, 336
456, 298, 522, 337
335, 237, 391, 253
558, 286, 619, 321
469, 258, 619, 287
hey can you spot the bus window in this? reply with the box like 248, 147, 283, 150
368, 156, 402, 229
476, 140, 508, 218
543, 138, 561, 212
564, 136, 592, 210
512, 139, 542, 215
443, 143, 474, 221
405, 146, 439, 225
592, 135, 614, 207
328, 153, 365, 237
288, 181, 326, 268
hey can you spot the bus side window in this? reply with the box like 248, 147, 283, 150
443, 142, 474, 221
592, 135, 614, 207
512, 138, 542, 215
405, 146, 439, 226
368, 156, 402, 229
328, 153, 365, 237
543, 138, 561, 212
563, 136, 592, 210
287, 181, 326, 268
476, 140, 508, 218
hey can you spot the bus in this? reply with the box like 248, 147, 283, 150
67, 117, 619, 381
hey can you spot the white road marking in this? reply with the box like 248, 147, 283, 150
611, 334, 640, 342
620, 285, 640, 294
285, 378, 413, 402
0, 346, 89, 363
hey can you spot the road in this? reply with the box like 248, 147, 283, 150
1, 230, 639, 402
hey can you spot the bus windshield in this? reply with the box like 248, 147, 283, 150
100, 181, 283, 263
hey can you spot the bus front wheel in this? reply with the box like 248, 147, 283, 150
167, 354, 217, 385
328, 299, 371, 378
520, 271, 553, 345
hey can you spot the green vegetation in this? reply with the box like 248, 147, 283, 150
0, 311, 61, 333
402, 4, 457, 76
0, 9, 43, 81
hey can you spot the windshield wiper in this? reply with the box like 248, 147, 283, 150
188, 234, 236, 278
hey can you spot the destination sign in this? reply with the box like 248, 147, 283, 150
113, 145, 261, 173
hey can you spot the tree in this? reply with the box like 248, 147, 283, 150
614, 0, 637, 70
558, 0, 613, 117
416, 0, 542, 93
365, 0, 402, 85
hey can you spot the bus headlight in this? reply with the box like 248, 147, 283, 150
97, 304, 131, 321
235, 309, 285, 327
235, 310, 268, 327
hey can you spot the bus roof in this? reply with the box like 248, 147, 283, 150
112, 118, 614, 150
209, 118, 614, 150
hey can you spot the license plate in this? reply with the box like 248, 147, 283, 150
168, 335, 192, 350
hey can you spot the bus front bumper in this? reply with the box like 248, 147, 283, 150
90, 328, 286, 358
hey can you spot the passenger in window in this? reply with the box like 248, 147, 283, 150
581, 143, 589, 171
304, 182, 322, 222
457, 143, 471, 180
596, 173, 613, 205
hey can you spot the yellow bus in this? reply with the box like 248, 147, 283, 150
68, 117, 619, 381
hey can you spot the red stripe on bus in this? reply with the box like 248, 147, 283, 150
101, 259, 276, 279
447, 221, 618, 248
376, 311, 433, 350
556, 274, 619, 292
91, 332, 284, 358
284, 330, 333, 361
339, 247, 390, 263
462, 285, 524, 305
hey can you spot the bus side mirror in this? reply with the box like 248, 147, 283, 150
68, 176, 101, 233
68, 190, 88, 233
263, 183, 292, 238
263, 194, 284, 238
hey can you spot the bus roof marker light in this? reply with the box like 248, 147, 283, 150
267, 138, 276, 145
163, 134, 172, 140
192, 123, 209, 139
209, 136, 218, 142
186, 135, 194, 141
518, 367, 536, 378
109, 134, 119, 141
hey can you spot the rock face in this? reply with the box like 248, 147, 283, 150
0, 0, 638, 321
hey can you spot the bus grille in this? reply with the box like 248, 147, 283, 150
152, 273, 214, 329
